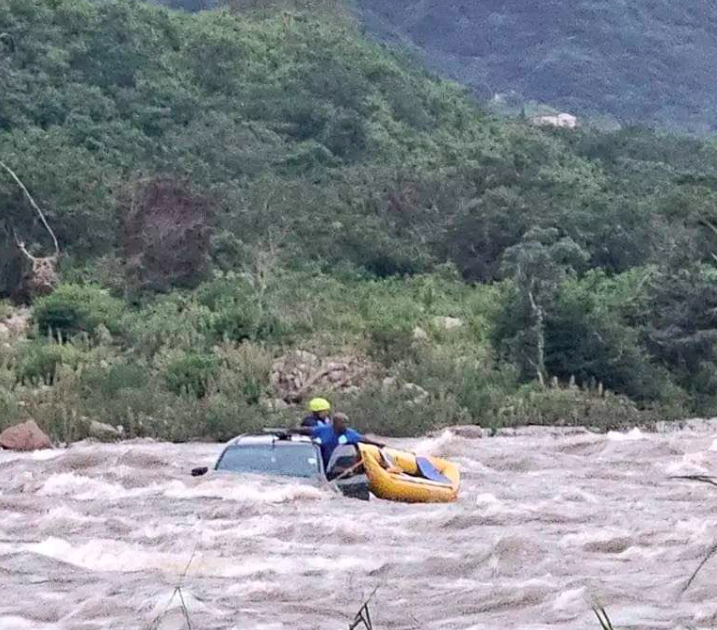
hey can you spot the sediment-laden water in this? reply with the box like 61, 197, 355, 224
2, 422, 717, 629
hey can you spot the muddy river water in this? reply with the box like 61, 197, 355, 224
2, 422, 717, 629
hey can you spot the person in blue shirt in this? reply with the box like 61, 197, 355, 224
291, 412, 384, 469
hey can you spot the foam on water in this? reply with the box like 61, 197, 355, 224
0, 448, 64, 464
163, 478, 325, 503
3, 427, 717, 629
24, 536, 380, 579
606, 427, 645, 441
38, 472, 162, 500
412, 429, 458, 457
0, 618, 60, 630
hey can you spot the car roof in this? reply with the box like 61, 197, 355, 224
226, 434, 315, 447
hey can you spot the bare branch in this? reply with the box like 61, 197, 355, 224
670, 474, 717, 488
13, 232, 36, 263
348, 586, 379, 630
0, 160, 59, 257
682, 541, 717, 594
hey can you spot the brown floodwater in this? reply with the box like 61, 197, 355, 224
2, 422, 717, 629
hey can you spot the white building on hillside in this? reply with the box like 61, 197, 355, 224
531, 113, 578, 129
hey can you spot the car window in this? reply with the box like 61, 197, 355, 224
215, 443, 322, 479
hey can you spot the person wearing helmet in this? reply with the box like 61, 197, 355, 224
301, 397, 332, 427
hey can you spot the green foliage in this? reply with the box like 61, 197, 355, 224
366, 317, 415, 367
33, 284, 126, 339
494, 381, 680, 431
0, 299, 13, 320
337, 383, 460, 437
162, 351, 218, 398
15, 339, 86, 385
0, 360, 20, 431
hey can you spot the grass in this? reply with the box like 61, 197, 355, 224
593, 606, 615, 630
146, 546, 198, 630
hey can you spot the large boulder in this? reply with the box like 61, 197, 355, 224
88, 420, 124, 442
412, 326, 429, 341
270, 351, 374, 404
0, 307, 31, 341
433, 316, 464, 331
0, 420, 52, 451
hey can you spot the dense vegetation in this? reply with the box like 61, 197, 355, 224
357, 0, 717, 134
2, 0, 717, 441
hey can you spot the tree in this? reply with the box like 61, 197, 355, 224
122, 178, 213, 294
497, 227, 588, 383
0, 161, 60, 300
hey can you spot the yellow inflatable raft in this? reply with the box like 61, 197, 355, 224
358, 444, 460, 503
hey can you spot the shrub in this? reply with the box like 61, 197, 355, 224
397, 344, 516, 422
125, 296, 213, 357
0, 299, 13, 320
15, 340, 86, 385
162, 351, 218, 398
77, 360, 170, 432
33, 284, 127, 339
491, 382, 682, 432
0, 361, 20, 431
203, 395, 268, 441
366, 317, 416, 367
215, 342, 272, 405
334, 383, 465, 437
208, 297, 260, 342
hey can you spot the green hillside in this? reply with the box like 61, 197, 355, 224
2, 0, 717, 440
357, 0, 717, 134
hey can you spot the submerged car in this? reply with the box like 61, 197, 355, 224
191, 433, 370, 500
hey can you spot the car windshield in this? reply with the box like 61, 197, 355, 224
215, 442, 322, 479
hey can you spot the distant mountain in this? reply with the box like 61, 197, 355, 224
355, 0, 717, 134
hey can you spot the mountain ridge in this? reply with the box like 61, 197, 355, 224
355, 0, 717, 133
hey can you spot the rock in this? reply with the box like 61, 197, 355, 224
270, 350, 374, 401
382, 377, 398, 390
412, 326, 429, 341
4, 308, 31, 337
403, 382, 430, 404
88, 420, 124, 442
328, 369, 347, 383
0, 323, 9, 340
433, 316, 463, 331
0, 420, 52, 451
294, 350, 318, 365
448, 425, 487, 439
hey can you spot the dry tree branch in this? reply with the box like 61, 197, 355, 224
682, 541, 717, 595
0, 160, 59, 258
348, 586, 379, 630
670, 474, 717, 488
146, 544, 199, 630
592, 605, 616, 630
671, 475, 717, 594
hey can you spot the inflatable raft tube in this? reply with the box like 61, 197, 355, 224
358, 444, 460, 503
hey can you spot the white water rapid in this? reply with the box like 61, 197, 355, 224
2, 422, 717, 629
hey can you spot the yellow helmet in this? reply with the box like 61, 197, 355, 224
308, 397, 331, 413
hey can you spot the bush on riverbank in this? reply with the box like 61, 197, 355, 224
0, 270, 688, 442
